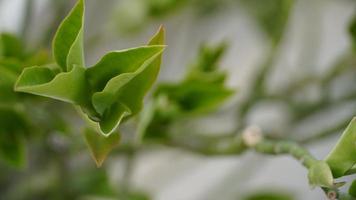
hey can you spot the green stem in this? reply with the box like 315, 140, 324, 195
166, 134, 247, 156
253, 139, 317, 168
168, 135, 353, 199
120, 149, 135, 199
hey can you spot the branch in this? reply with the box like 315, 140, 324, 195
161, 127, 355, 199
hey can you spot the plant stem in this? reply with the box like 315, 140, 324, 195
165, 134, 247, 156
121, 149, 135, 199
167, 134, 354, 199
253, 139, 317, 168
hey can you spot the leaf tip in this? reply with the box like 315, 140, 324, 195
148, 25, 166, 45
84, 128, 120, 167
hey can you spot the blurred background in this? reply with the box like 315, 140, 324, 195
0, 0, 356, 199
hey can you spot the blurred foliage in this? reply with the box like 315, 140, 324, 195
240, 0, 293, 45
242, 191, 294, 200
349, 13, 356, 51
350, 179, 356, 198
112, 0, 223, 34
0, 33, 52, 168
140, 42, 234, 139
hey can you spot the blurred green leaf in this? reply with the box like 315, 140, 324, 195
349, 179, 356, 197
349, 13, 356, 51
307, 160, 334, 188
156, 81, 233, 115
84, 128, 120, 167
147, 0, 186, 17
72, 169, 116, 198
0, 107, 28, 168
154, 41, 233, 117
241, 0, 293, 45
0, 65, 19, 103
0, 107, 28, 133
117, 192, 151, 200
243, 191, 294, 200
0, 131, 26, 168
325, 117, 356, 178
0, 33, 24, 59
186, 42, 227, 84
143, 42, 233, 139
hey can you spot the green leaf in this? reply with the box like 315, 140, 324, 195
0, 33, 24, 59
84, 127, 120, 167
325, 117, 356, 178
87, 27, 165, 135
307, 160, 334, 188
155, 81, 233, 115
86, 46, 165, 93
349, 13, 356, 51
52, 0, 84, 71
349, 179, 356, 197
98, 102, 131, 135
0, 66, 19, 103
0, 131, 26, 168
191, 42, 227, 73
114, 26, 165, 115
152, 40, 233, 119
186, 42, 227, 84
0, 107, 28, 168
0, 58, 25, 74
15, 65, 92, 106
0, 107, 29, 133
